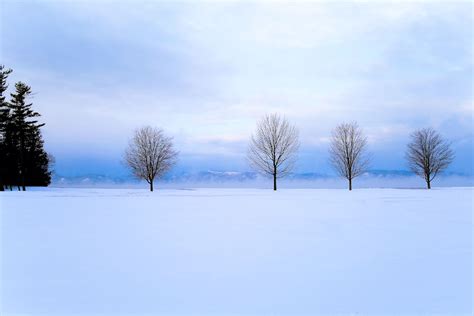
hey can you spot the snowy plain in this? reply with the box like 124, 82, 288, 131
1, 187, 472, 316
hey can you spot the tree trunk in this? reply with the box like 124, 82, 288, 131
0, 172, 4, 191
427, 179, 431, 189
20, 168, 25, 190
349, 178, 352, 191
150, 180, 154, 192
20, 172, 25, 190
19, 134, 25, 191
273, 173, 277, 191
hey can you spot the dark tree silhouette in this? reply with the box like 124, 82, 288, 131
10, 82, 42, 190
23, 127, 52, 186
0, 80, 51, 190
248, 113, 299, 191
329, 122, 370, 190
406, 128, 454, 189
125, 126, 178, 191
0, 65, 13, 191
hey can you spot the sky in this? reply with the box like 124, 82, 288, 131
1, 0, 472, 178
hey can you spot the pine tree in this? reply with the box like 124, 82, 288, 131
0, 65, 13, 191
23, 127, 51, 186
9, 82, 49, 190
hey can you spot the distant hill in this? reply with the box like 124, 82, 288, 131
51, 169, 472, 188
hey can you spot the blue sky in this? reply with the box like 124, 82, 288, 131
1, 0, 472, 177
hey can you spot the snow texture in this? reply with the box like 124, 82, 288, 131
1, 188, 472, 315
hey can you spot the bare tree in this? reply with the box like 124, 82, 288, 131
329, 122, 370, 190
406, 128, 454, 189
248, 113, 299, 191
125, 126, 178, 191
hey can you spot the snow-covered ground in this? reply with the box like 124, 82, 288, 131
1, 188, 472, 315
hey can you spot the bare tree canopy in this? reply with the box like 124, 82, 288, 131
329, 122, 370, 190
406, 127, 454, 189
248, 113, 299, 191
125, 126, 178, 191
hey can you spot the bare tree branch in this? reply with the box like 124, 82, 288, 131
406, 127, 454, 189
329, 122, 370, 190
124, 126, 178, 191
247, 113, 299, 190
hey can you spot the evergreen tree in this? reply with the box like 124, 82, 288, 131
0, 65, 13, 191
23, 127, 51, 186
9, 82, 50, 190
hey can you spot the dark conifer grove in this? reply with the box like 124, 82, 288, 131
0, 65, 51, 191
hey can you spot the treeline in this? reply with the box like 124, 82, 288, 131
0, 65, 51, 191
125, 115, 454, 192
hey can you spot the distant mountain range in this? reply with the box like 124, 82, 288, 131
51, 170, 471, 187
